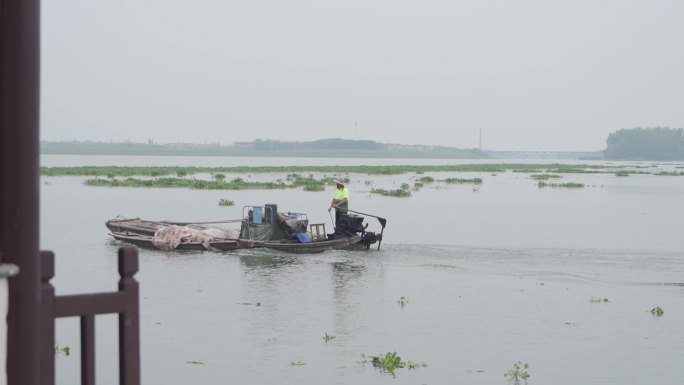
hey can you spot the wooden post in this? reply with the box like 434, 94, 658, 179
118, 247, 140, 385
0, 0, 41, 384
39, 252, 55, 385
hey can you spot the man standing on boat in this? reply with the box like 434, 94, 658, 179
328, 179, 349, 225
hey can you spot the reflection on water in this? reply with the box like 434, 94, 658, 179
238, 250, 301, 270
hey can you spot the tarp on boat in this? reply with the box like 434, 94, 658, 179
240, 212, 309, 241
152, 225, 239, 250
239, 222, 275, 241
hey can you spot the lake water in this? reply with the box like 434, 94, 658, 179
41, 155, 684, 385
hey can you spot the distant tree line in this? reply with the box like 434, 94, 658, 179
604, 127, 684, 160
252, 138, 384, 151
40, 138, 486, 158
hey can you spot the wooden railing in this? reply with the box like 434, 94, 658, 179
40, 247, 141, 385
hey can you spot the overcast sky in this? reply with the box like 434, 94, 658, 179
41, 0, 684, 151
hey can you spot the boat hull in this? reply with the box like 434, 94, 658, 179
258, 234, 365, 253
106, 218, 167, 236
110, 232, 242, 251
110, 231, 365, 253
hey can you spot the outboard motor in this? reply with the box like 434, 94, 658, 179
359, 231, 382, 249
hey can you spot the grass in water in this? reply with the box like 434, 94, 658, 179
54, 344, 71, 357
218, 199, 234, 206
363, 352, 426, 375
590, 297, 610, 303
538, 181, 584, 188
370, 188, 411, 197
650, 306, 664, 317
444, 177, 483, 184
505, 362, 530, 385
530, 174, 562, 180
84, 174, 335, 191
656, 171, 684, 176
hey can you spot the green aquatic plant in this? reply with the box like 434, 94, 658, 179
418, 176, 435, 183
650, 306, 664, 317
444, 177, 483, 184
213, 173, 226, 181
218, 199, 234, 206
538, 181, 584, 188
529, 174, 561, 180
367, 352, 426, 375
85, 176, 306, 191
615, 170, 630, 177
323, 333, 336, 342
656, 171, 684, 176
375, 352, 403, 373
303, 185, 325, 191
590, 297, 610, 303
505, 362, 530, 385
290, 360, 306, 366
186, 360, 205, 365
54, 344, 71, 357
370, 188, 411, 197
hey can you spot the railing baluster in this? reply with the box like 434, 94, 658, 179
118, 247, 140, 385
81, 315, 95, 385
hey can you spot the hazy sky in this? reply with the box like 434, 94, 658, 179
41, 0, 684, 151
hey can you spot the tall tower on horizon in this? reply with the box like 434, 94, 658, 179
479, 127, 482, 151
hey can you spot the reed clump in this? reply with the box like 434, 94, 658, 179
370, 183, 411, 197
538, 181, 584, 188
530, 174, 561, 180
444, 177, 483, 184
85, 177, 291, 190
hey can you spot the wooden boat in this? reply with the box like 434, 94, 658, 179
109, 231, 245, 251
107, 204, 385, 253
106, 217, 241, 236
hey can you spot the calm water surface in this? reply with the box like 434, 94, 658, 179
41, 156, 684, 384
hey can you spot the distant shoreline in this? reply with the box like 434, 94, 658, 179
40, 140, 602, 160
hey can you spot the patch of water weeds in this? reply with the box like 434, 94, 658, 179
360, 352, 427, 377
650, 306, 664, 317
505, 361, 530, 385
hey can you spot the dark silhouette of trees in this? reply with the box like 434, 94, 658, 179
604, 127, 684, 160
